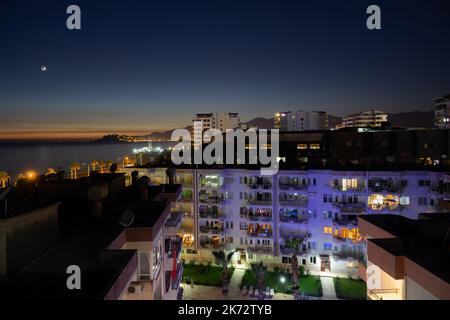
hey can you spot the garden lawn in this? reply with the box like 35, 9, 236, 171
333, 278, 367, 300
240, 270, 322, 297
182, 264, 233, 287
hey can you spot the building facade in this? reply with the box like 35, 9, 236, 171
125, 167, 450, 278
274, 111, 328, 131
341, 110, 388, 128
434, 94, 450, 129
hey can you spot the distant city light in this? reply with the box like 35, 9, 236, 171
26, 171, 37, 180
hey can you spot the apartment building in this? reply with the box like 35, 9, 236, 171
192, 112, 240, 148
434, 93, 450, 129
358, 213, 450, 300
124, 128, 450, 279
125, 167, 450, 278
0, 173, 184, 300
274, 110, 328, 131
341, 110, 388, 128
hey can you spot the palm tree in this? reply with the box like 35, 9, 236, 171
212, 250, 236, 294
70, 162, 81, 179
251, 262, 267, 300
166, 167, 176, 184
0, 171, 10, 188
290, 237, 304, 299
45, 168, 56, 176
90, 159, 99, 172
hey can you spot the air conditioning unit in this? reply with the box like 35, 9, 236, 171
128, 282, 142, 295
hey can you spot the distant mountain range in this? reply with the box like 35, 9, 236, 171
125, 110, 435, 141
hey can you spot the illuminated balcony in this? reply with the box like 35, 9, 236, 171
199, 174, 223, 189
199, 205, 222, 219
199, 235, 225, 249
199, 223, 224, 234
331, 179, 365, 192
279, 209, 308, 224
247, 223, 273, 238
240, 208, 272, 222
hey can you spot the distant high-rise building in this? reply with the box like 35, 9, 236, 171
341, 110, 388, 128
274, 110, 328, 131
434, 94, 450, 129
192, 112, 240, 148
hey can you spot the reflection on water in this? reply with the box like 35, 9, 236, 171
0, 142, 175, 177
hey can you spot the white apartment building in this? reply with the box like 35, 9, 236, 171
434, 94, 450, 129
342, 110, 388, 128
192, 112, 240, 148
123, 167, 450, 277
274, 110, 328, 131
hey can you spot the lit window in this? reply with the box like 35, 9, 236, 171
297, 144, 307, 150
310, 144, 320, 150
323, 227, 332, 234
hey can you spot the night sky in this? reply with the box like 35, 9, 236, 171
1, 0, 450, 139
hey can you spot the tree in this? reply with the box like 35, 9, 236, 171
166, 167, 176, 184
70, 162, 81, 179
90, 159, 99, 172
251, 261, 267, 300
109, 162, 118, 173
0, 171, 10, 188
291, 237, 304, 298
45, 168, 57, 176
212, 250, 236, 294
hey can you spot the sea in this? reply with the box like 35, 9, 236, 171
0, 141, 176, 177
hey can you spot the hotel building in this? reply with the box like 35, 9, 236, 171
274, 110, 328, 131
341, 110, 388, 128
434, 94, 450, 129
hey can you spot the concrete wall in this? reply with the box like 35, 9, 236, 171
406, 276, 438, 300
0, 203, 59, 278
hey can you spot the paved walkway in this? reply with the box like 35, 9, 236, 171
320, 276, 338, 300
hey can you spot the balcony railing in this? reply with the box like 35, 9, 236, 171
247, 199, 272, 205
240, 212, 273, 221
247, 246, 273, 254
199, 242, 225, 249
332, 218, 357, 226
248, 183, 272, 190
279, 183, 308, 190
332, 202, 366, 214
199, 211, 222, 219
332, 184, 366, 192
368, 289, 399, 300
279, 215, 308, 224
165, 212, 182, 228
247, 230, 273, 238
279, 199, 308, 207
166, 238, 182, 259
199, 225, 224, 234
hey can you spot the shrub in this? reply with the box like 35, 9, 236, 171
298, 265, 305, 276
189, 260, 196, 266
273, 266, 280, 273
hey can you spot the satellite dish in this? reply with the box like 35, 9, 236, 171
119, 210, 135, 227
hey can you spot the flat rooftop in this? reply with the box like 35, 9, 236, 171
361, 214, 450, 284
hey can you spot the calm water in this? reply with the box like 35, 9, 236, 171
0, 141, 175, 177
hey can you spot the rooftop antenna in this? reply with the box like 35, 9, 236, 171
119, 210, 135, 227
